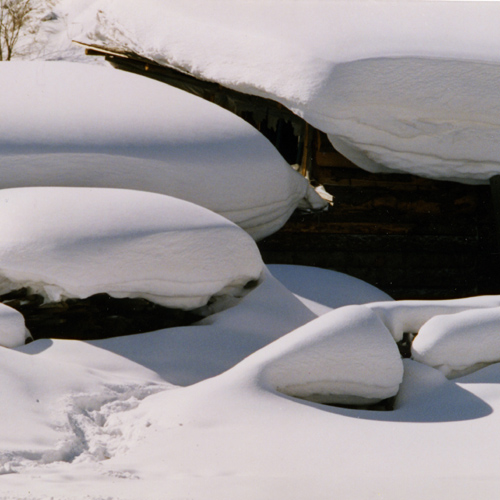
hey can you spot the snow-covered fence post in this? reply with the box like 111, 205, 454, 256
0, 0, 32, 61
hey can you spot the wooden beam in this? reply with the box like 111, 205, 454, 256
490, 175, 500, 250
75, 41, 304, 133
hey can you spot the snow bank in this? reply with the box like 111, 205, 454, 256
77, 0, 500, 183
0, 187, 263, 309
240, 305, 404, 404
268, 264, 392, 313
0, 303, 30, 348
412, 308, 500, 379
0, 62, 325, 240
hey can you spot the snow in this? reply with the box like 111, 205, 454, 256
75, 0, 500, 184
0, 61, 326, 241
367, 296, 500, 341
412, 307, 500, 379
0, 303, 30, 348
2, 2, 500, 499
254, 304, 404, 404
0, 187, 263, 309
268, 264, 393, 312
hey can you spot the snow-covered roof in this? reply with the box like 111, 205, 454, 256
74, 0, 500, 184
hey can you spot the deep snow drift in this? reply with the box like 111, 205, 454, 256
0, 61, 326, 240
74, 0, 500, 184
3, 2, 500, 499
3, 280, 500, 499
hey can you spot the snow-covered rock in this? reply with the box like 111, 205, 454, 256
244, 305, 404, 404
76, 0, 500, 183
0, 303, 30, 348
0, 61, 326, 240
0, 187, 263, 310
412, 307, 500, 379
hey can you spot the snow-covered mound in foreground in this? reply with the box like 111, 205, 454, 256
412, 307, 500, 379
268, 264, 392, 313
0, 187, 263, 309
5, 283, 500, 498
0, 303, 30, 348
0, 62, 326, 240
250, 305, 404, 404
77, 0, 500, 184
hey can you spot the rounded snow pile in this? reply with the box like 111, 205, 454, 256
412, 307, 500, 378
0, 62, 326, 240
0, 303, 30, 348
244, 305, 404, 405
0, 187, 263, 310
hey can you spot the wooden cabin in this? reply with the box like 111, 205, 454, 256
82, 43, 500, 300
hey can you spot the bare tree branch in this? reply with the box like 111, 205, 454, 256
0, 0, 33, 61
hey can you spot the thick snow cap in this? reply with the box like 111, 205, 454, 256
0, 187, 264, 310
242, 305, 404, 405
0, 62, 326, 240
77, 0, 500, 184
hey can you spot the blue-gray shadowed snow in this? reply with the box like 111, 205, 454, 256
267, 264, 392, 312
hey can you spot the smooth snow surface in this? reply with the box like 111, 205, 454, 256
254, 305, 404, 404
2, 269, 500, 498
0, 61, 325, 240
368, 296, 500, 341
268, 264, 393, 312
0, 303, 30, 348
412, 307, 500, 378
0, 187, 263, 309
76, 0, 500, 183
4, 2, 500, 499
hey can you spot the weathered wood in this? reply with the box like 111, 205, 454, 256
489, 175, 500, 249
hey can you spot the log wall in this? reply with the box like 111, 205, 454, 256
258, 131, 500, 299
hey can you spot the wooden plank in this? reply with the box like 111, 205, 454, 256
490, 175, 500, 249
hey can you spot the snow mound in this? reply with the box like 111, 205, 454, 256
245, 305, 404, 405
412, 308, 500, 379
0, 187, 263, 310
77, 1, 500, 183
268, 264, 392, 312
0, 303, 30, 348
0, 61, 326, 240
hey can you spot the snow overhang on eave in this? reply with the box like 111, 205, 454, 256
74, 41, 305, 136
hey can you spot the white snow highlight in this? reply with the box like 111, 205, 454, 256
0, 187, 263, 309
